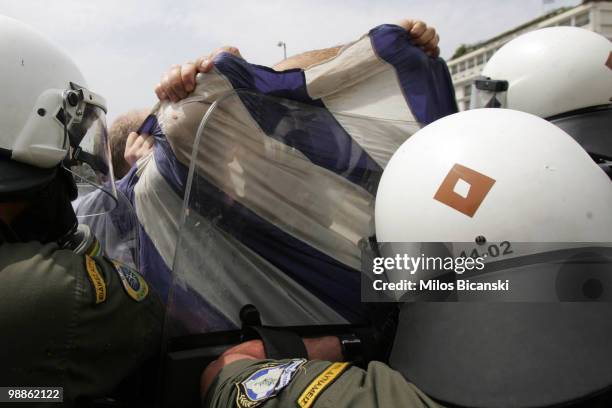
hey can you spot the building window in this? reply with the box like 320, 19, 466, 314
574, 12, 590, 27
486, 50, 495, 61
464, 85, 472, 97
451, 65, 457, 74
467, 58, 475, 69
476, 54, 484, 65
459, 61, 466, 72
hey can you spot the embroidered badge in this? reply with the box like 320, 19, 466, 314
297, 362, 350, 408
85, 255, 106, 304
112, 260, 148, 302
236, 359, 306, 408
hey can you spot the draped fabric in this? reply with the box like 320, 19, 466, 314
116, 24, 457, 335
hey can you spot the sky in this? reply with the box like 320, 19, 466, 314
0, 0, 581, 122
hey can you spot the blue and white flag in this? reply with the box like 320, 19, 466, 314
117, 24, 458, 335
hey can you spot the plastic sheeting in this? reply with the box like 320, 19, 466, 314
163, 91, 420, 336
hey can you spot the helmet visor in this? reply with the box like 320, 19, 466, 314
550, 105, 612, 160
62, 83, 117, 216
469, 76, 508, 110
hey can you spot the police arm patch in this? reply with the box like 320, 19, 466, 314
297, 362, 350, 408
111, 259, 149, 302
236, 359, 306, 408
84, 255, 106, 304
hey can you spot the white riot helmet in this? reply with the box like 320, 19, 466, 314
375, 109, 612, 407
0, 15, 115, 203
471, 27, 611, 117
471, 27, 612, 166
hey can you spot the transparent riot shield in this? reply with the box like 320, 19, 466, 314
163, 90, 420, 339
73, 184, 140, 269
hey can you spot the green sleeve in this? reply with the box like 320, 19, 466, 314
313, 361, 444, 408
0, 241, 163, 405
204, 359, 442, 408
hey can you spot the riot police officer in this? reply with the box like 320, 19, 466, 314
0, 15, 163, 406
202, 107, 612, 407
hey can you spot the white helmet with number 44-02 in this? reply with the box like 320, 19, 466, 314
375, 108, 612, 408
376, 108, 612, 243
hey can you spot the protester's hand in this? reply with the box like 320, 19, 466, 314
201, 341, 262, 397
218, 336, 342, 362
397, 19, 440, 58
155, 46, 242, 102
124, 132, 154, 167
201, 352, 256, 397
303, 336, 342, 362
219, 340, 267, 360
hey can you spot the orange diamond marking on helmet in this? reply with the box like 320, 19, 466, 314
607, 51, 612, 70
433, 164, 496, 218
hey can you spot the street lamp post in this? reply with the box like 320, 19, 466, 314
277, 41, 287, 60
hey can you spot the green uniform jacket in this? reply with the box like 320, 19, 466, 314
0, 241, 163, 406
204, 358, 443, 408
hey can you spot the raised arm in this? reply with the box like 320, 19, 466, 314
155, 18, 440, 102
273, 18, 439, 71
273, 46, 343, 71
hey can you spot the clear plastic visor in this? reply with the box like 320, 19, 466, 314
469, 76, 509, 109
62, 83, 117, 217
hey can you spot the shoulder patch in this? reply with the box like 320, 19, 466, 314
84, 255, 106, 304
297, 362, 350, 408
111, 259, 149, 302
236, 359, 306, 408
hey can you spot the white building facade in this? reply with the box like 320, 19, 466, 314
447, 0, 612, 111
